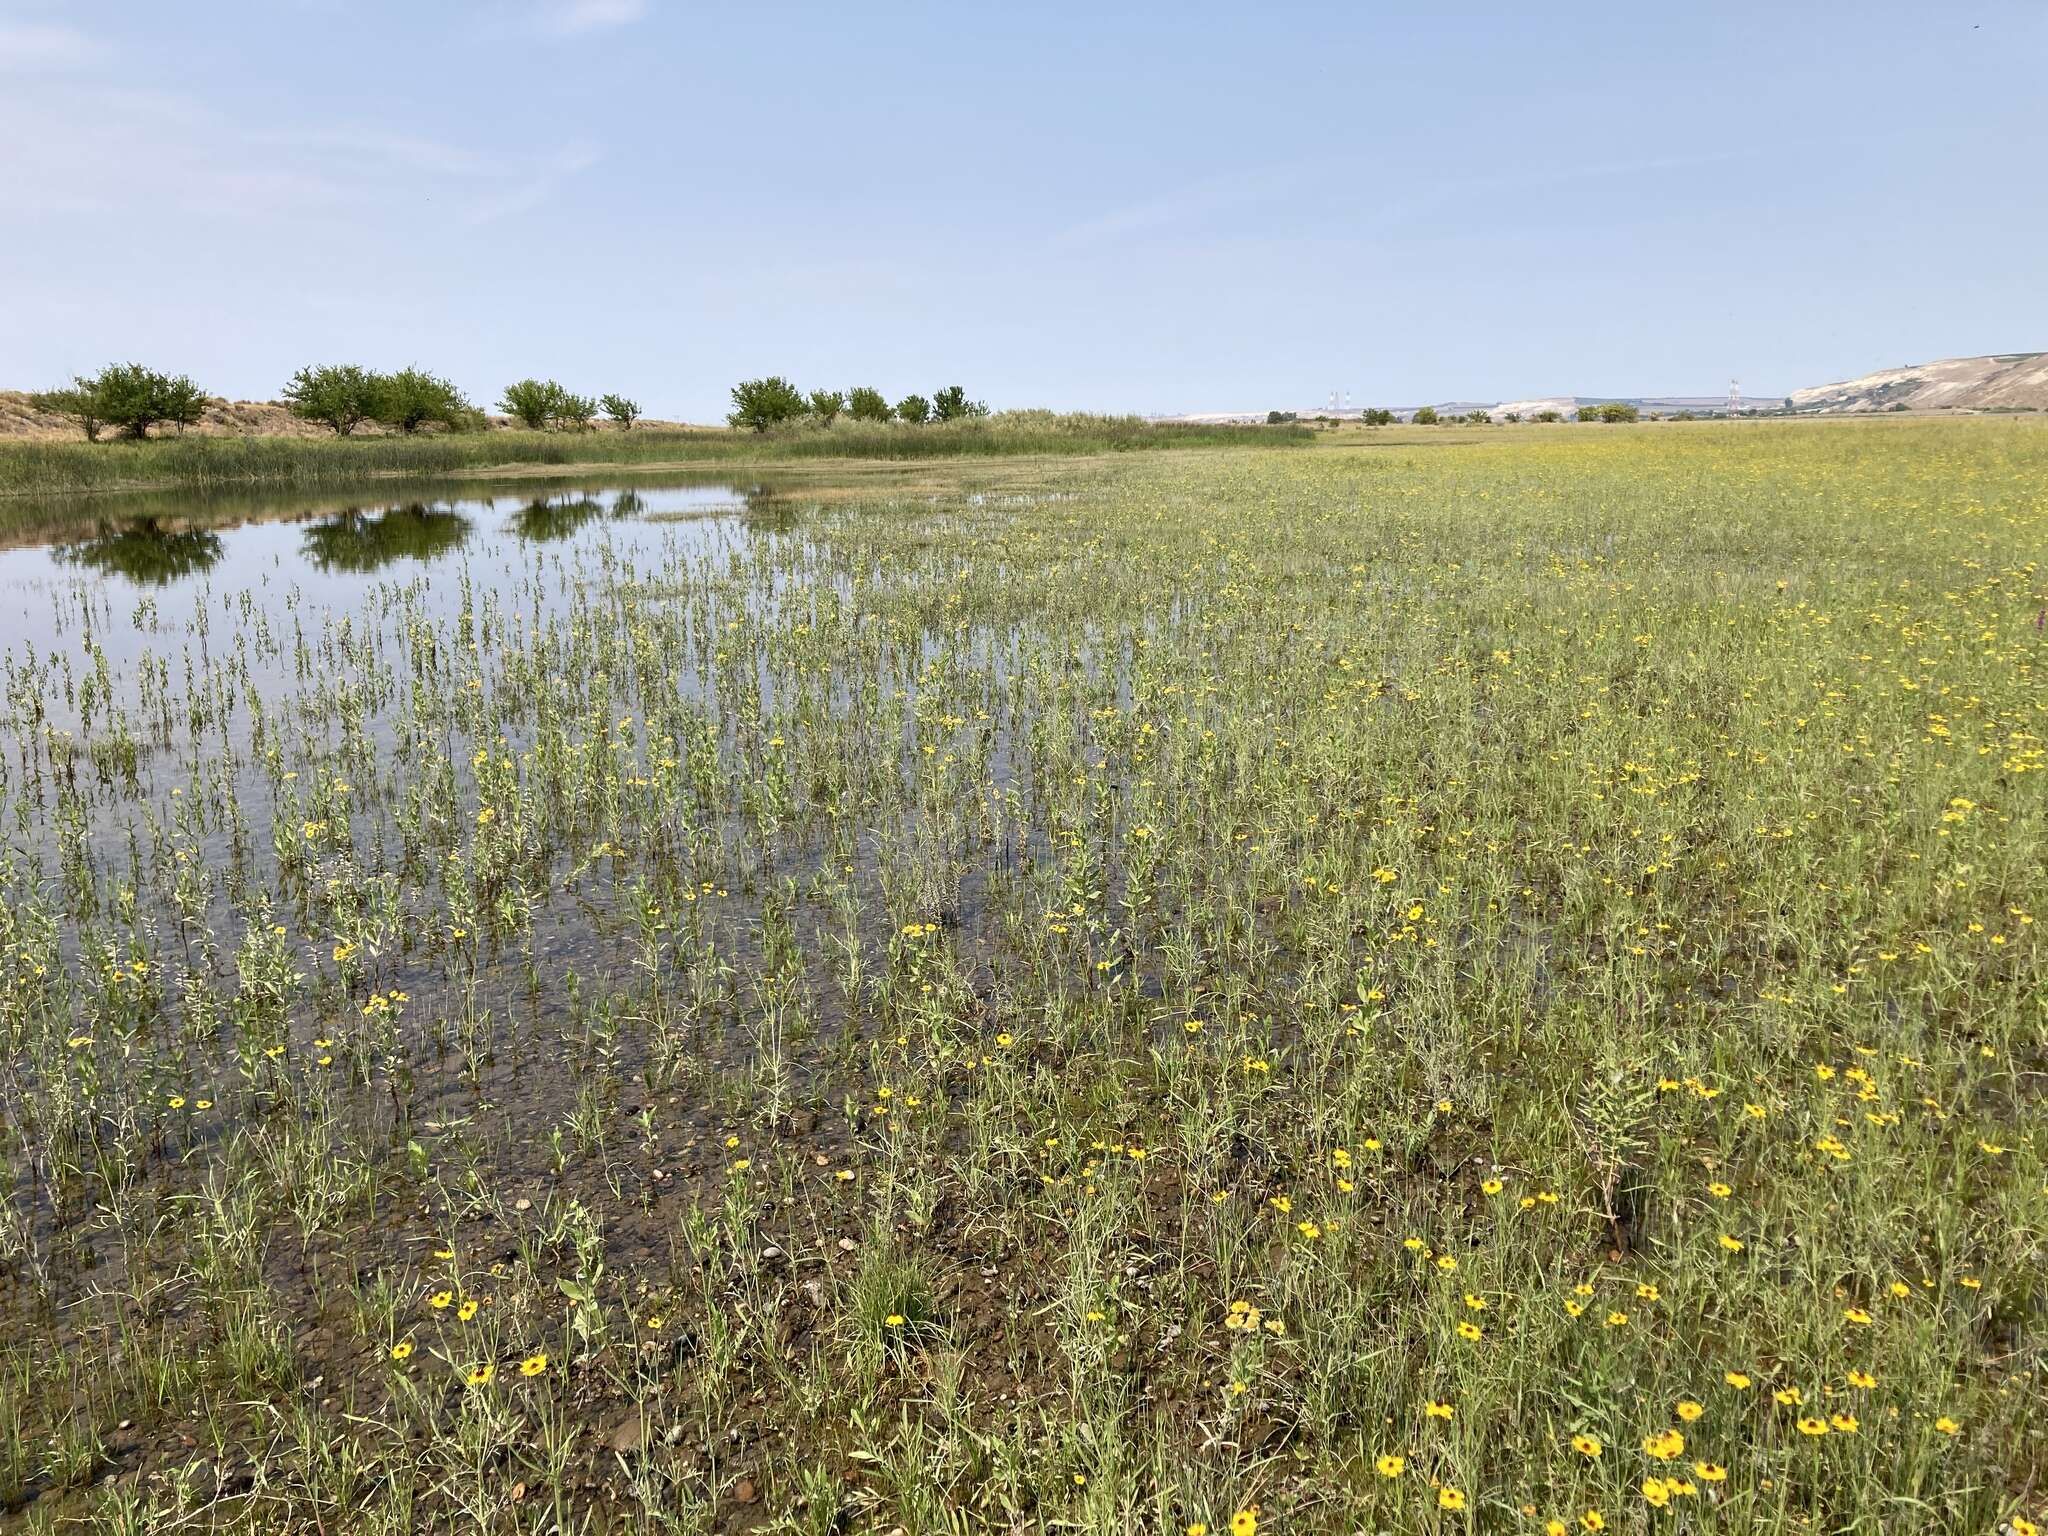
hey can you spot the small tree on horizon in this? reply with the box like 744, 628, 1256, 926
895, 393, 931, 425
375, 368, 473, 434
283, 364, 379, 436
553, 391, 599, 431
728, 377, 806, 432
600, 393, 641, 429
931, 384, 988, 422
808, 388, 845, 425
1412, 406, 1439, 425
499, 379, 565, 430
30, 385, 107, 442
846, 387, 892, 423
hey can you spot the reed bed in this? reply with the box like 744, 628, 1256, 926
0, 414, 1308, 507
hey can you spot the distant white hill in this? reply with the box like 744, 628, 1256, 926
1783, 353, 2048, 413
1155, 395, 1755, 425
1154, 354, 2048, 423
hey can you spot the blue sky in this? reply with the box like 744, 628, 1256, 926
2, 2, 2042, 419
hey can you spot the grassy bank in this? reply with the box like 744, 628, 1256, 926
0, 413, 1308, 499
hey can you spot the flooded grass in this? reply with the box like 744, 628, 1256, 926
0, 422, 2043, 1532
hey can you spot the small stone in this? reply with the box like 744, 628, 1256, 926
734, 1477, 758, 1504
838, 1237, 857, 1252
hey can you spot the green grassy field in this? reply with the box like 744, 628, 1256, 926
0, 413, 1307, 508
0, 419, 2041, 1533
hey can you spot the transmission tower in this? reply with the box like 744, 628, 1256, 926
1728, 379, 1741, 417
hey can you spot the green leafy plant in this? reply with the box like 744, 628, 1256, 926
28, 386, 107, 442
846, 386, 892, 423
931, 384, 987, 422
283, 365, 380, 436
40, 364, 208, 441
499, 378, 566, 429
552, 391, 599, 431
373, 368, 474, 434
728, 376, 807, 432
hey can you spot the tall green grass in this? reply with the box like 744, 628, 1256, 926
0, 413, 1308, 500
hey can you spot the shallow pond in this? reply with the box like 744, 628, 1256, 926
0, 463, 1086, 1362
0, 481, 775, 699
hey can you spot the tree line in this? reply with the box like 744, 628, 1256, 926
31, 362, 995, 441
726, 378, 988, 433
287, 367, 644, 434
29, 362, 646, 441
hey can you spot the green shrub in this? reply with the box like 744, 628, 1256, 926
375, 368, 474, 434
553, 391, 599, 431
37, 363, 208, 441
29, 386, 106, 442
499, 379, 564, 430
729, 377, 807, 433
846, 387, 891, 423
283, 365, 379, 436
931, 385, 987, 422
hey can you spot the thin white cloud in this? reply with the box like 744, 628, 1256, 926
0, 20, 95, 69
1050, 164, 1316, 252
539, 0, 646, 35
461, 142, 601, 225
252, 127, 498, 178
0, 82, 358, 220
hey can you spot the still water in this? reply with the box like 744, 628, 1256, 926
0, 480, 790, 727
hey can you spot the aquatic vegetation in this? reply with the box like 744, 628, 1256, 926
0, 420, 2041, 1531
